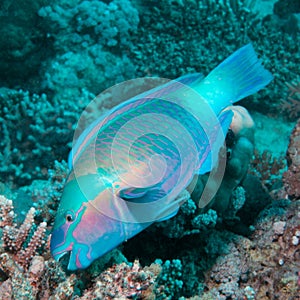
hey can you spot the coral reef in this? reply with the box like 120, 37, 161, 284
245, 200, 300, 299
281, 78, 300, 119
1, 0, 300, 299
0, 88, 88, 186
0, 0, 50, 88
250, 149, 286, 194
0, 195, 47, 270
1, 0, 298, 188
0, 194, 161, 299
37, 0, 139, 101
0, 0, 298, 121
19, 160, 68, 225
131, 0, 300, 115
274, 0, 300, 19
153, 195, 209, 239
77, 260, 161, 299
0, 251, 76, 300
200, 200, 300, 300
203, 235, 250, 299
283, 118, 300, 199
154, 259, 183, 299
132, 0, 261, 78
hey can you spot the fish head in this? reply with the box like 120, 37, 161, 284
50, 162, 182, 270
50, 173, 127, 270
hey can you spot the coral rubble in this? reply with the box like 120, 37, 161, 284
77, 260, 160, 300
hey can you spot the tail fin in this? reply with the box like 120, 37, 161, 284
194, 44, 273, 113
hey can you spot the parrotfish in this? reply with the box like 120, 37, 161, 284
50, 44, 273, 270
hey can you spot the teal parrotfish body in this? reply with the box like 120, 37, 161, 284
50, 44, 273, 270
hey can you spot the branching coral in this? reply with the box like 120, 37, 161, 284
37, 0, 138, 100
38, 0, 139, 51
250, 149, 286, 194
0, 195, 47, 270
154, 259, 184, 299
0, 195, 60, 299
283, 118, 300, 199
0, 88, 87, 186
0, 251, 76, 300
281, 78, 300, 119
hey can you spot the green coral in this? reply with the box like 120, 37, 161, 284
0, 88, 89, 186
191, 209, 218, 230
37, 0, 139, 101
155, 259, 184, 299
0, 0, 50, 87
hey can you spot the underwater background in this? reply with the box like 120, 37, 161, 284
0, 0, 299, 299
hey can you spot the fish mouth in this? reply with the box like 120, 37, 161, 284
52, 249, 70, 261
52, 248, 82, 270
52, 248, 75, 270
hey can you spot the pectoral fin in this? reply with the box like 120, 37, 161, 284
118, 186, 167, 203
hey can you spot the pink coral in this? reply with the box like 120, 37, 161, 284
0, 195, 76, 299
0, 195, 47, 270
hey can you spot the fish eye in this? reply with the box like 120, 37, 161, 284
65, 210, 75, 222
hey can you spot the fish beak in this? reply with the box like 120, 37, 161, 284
52, 249, 70, 261
52, 247, 77, 270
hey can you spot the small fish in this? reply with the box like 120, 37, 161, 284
50, 44, 272, 270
